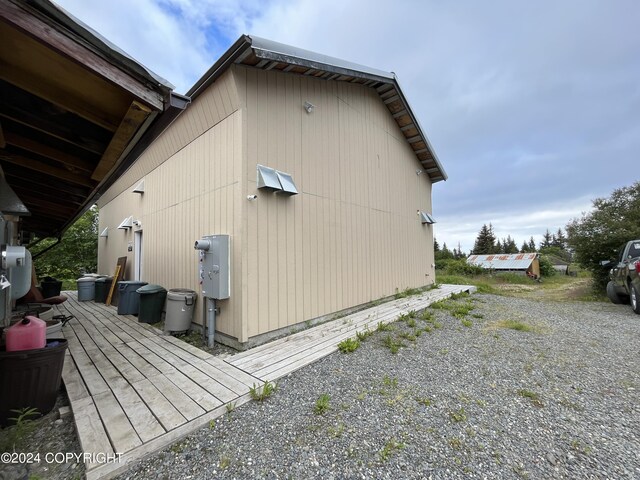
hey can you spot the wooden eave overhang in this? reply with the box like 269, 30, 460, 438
0, 0, 181, 238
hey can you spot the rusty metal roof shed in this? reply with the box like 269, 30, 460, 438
467, 253, 539, 270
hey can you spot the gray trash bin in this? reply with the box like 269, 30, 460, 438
117, 281, 148, 315
165, 289, 197, 333
76, 277, 97, 301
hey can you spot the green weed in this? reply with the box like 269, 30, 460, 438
449, 407, 467, 423
314, 394, 331, 415
250, 381, 277, 401
338, 337, 361, 353
379, 438, 405, 462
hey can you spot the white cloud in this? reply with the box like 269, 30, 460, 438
52, 0, 640, 255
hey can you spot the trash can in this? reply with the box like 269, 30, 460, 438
165, 289, 197, 333
40, 277, 63, 298
94, 277, 114, 303
76, 276, 97, 301
117, 281, 148, 315
0, 339, 68, 426
137, 284, 167, 324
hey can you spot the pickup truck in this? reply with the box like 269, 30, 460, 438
604, 240, 640, 314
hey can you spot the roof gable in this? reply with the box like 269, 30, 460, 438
188, 35, 446, 183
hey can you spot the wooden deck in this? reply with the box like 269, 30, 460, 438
59, 284, 474, 479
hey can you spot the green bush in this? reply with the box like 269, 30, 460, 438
539, 256, 557, 277
436, 258, 485, 276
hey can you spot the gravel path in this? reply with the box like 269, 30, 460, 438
116, 294, 640, 480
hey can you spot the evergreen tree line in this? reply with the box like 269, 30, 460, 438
435, 224, 570, 260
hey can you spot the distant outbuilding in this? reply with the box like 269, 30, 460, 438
467, 253, 541, 278
544, 255, 570, 275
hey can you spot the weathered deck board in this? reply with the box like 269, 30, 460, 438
228, 285, 475, 380
71, 396, 114, 470
92, 390, 142, 453
60, 285, 474, 480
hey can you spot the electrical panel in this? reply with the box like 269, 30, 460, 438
195, 235, 230, 299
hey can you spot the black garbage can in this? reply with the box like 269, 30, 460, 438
0, 339, 68, 426
137, 284, 167, 324
40, 277, 63, 298
117, 281, 147, 315
94, 277, 114, 303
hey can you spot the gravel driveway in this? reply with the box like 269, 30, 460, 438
119, 293, 640, 480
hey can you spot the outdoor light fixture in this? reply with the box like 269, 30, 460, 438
304, 101, 315, 113
416, 169, 424, 176
117, 216, 133, 229
100, 227, 109, 238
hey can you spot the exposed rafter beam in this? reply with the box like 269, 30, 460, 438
4, 132, 95, 172
91, 101, 151, 181
0, 151, 95, 186
0, 65, 120, 132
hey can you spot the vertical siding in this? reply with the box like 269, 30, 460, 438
98, 70, 240, 206
238, 66, 435, 338
98, 75, 244, 340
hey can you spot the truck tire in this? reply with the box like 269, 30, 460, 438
631, 283, 640, 314
606, 281, 628, 304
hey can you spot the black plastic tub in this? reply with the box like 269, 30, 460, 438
0, 339, 68, 427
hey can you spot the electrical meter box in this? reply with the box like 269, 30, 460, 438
194, 235, 230, 299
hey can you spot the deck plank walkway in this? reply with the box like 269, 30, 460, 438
59, 284, 473, 479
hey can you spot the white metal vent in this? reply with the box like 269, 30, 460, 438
117, 216, 133, 229
276, 171, 298, 195
132, 180, 145, 194
100, 227, 109, 237
420, 212, 436, 224
257, 165, 299, 195
257, 165, 281, 191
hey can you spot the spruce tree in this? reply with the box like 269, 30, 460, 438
472, 224, 496, 254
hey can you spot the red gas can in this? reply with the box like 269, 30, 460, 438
5, 316, 46, 352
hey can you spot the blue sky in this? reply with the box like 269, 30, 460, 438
56, 0, 640, 253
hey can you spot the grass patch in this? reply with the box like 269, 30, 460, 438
379, 438, 405, 462
314, 394, 331, 415
416, 396, 432, 407
376, 321, 394, 332
337, 337, 360, 353
249, 380, 277, 401
0, 407, 39, 452
461, 318, 473, 328
493, 319, 541, 333
356, 328, 374, 342
449, 407, 467, 423
394, 287, 423, 299
517, 389, 544, 407
420, 310, 435, 322
219, 456, 231, 469
382, 335, 405, 354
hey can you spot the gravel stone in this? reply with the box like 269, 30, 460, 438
5, 293, 639, 479
118, 294, 640, 479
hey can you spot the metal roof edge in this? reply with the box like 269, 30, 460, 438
248, 35, 395, 82
186, 34, 446, 182
186, 35, 253, 98
23, 0, 175, 94
391, 75, 447, 182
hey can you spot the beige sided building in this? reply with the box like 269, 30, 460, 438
97, 35, 447, 348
